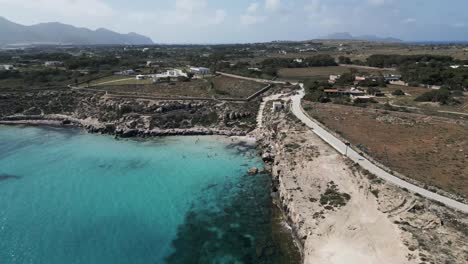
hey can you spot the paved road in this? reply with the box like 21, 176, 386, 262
216, 72, 288, 84
291, 85, 468, 214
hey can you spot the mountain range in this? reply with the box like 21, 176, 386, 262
0, 17, 154, 46
323, 32, 402, 43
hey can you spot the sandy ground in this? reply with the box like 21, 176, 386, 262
275, 129, 413, 264
258, 105, 468, 264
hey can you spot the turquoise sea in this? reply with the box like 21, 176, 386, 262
0, 126, 297, 264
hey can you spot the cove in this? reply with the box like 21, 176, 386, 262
0, 126, 299, 264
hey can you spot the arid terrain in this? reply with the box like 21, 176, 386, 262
257, 101, 468, 264
303, 102, 468, 198
0, 76, 289, 137
83, 76, 267, 99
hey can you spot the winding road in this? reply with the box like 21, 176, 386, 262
217, 72, 468, 213
291, 85, 468, 213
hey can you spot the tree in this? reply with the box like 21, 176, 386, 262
367, 87, 382, 95
392, 89, 405, 96
338, 56, 352, 64
335, 72, 355, 86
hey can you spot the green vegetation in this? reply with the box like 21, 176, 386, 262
365, 54, 468, 91
216, 55, 337, 79
320, 182, 351, 208
303, 80, 331, 103
414, 88, 460, 105
338, 56, 351, 64
366, 54, 454, 68
392, 89, 405, 96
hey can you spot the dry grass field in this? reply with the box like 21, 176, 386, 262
304, 102, 468, 197
85, 76, 265, 99
277, 66, 395, 81
377, 85, 468, 114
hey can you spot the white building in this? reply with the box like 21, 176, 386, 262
272, 101, 285, 112
136, 75, 146, 80
115, 69, 135, 76
189, 67, 210, 75
294, 58, 303, 63
152, 69, 188, 83
329, 74, 341, 84
44, 61, 63, 67
0, 64, 15, 70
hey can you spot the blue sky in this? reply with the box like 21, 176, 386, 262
0, 0, 467, 43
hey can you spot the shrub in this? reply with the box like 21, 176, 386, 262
415, 88, 455, 104
320, 183, 351, 208
392, 89, 405, 96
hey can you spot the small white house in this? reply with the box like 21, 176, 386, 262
272, 101, 285, 112
0, 64, 15, 70
190, 67, 210, 75
294, 58, 303, 63
136, 75, 146, 80
329, 74, 341, 84
44, 61, 63, 67
152, 69, 188, 83
115, 69, 135, 76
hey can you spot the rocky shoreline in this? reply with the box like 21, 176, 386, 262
0, 115, 248, 138
254, 101, 468, 264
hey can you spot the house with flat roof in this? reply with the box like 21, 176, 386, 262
152, 69, 188, 83
324, 88, 366, 97
189, 67, 210, 75
272, 101, 286, 112
44, 61, 63, 67
0, 64, 15, 70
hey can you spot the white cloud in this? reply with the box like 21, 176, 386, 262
402, 18, 416, 24
0, 0, 115, 19
175, 0, 208, 13
240, 14, 266, 25
265, 0, 281, 12
213, 9, 227, 25
247, 2, 260, 13
305, 0, 322, 13
368, 0, 385, 6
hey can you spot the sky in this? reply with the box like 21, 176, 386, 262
0, 0, 467, 43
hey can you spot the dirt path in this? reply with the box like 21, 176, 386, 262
302, 149, 411, 263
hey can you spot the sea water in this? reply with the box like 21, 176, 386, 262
0, 126, 298, 264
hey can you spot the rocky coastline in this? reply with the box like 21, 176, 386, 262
0, 115, 248, 138
254, 101, 468, 264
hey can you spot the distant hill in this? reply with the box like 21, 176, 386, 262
0, 17, 154, 46
323, 32, 402, 43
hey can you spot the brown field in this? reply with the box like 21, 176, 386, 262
85, 76, 265, 99
277, 66, 351, 81
304, 102, 468, 197
277, 66, 394, 81
377, 85, 468, 114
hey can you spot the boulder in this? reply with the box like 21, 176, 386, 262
248, 167, 259, 175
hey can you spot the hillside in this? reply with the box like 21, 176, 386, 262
0, 17, 153, 45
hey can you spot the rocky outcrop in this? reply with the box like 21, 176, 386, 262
0, 89, 261, 138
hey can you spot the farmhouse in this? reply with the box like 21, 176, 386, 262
329, 74, 341, 84
0, 64, 15, 70
384, 74, 402, 82
190, 67, 210, 75
272, 101, 286, 112
324, 88, 366, 97
44, 61, 63, 67
115, 69, 135, 76
152, 69, 188, 83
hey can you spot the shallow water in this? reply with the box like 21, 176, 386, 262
0, 126, 298, 264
